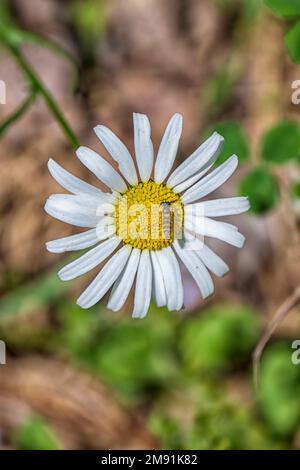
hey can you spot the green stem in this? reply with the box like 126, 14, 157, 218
0, 90, 37, 136
1, 35, 80, 149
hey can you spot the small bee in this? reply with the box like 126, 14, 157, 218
160, 202, 172, 240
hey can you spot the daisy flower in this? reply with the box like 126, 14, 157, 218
45, 113, 249, 318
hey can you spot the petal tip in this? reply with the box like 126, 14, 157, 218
237, 233, 246, 248
76, 300, 89, 309
44, 199, 52, 214
132, 312, 146, 320
174, 112, 183, 121
93, 124, 106, 136
76, 145, 89, 158
76, 296, 91, 309
214, 131, 225, 141
57, 269, 68, 281
45, 241, 60, 253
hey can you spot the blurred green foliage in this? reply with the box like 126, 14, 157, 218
216, 0, 261, 23
91, 318, 177, 399
0, 271, 68, 319
206, 1, 300, 217
236, 119, 300, 215
292, 181, 300, 199
149, 381, 281, 450
285, 22, 300, 64
180, 304, 259, 373
2, 284, 300, 449
0, 0, 300, 451
202, 66, 241, 120
13, 416, 61, 450
53, 302, 261, 401
208, 122, 250, 165
0, 0, 13, 28
68, 0, 107, 60
265, 0, 300, 64
190, 403, 275, 450
56, 303, 179, 402
0, 0, 79, 147
235, 118, 300, 215
239, 167, 279, 214
261, 121, 300, 164
259, 343, 300, 436
265, 0, 300, 19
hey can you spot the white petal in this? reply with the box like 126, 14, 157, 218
95, 202, 116, 218
96, 217, 116, 240
181, 155, 238, 204
133, 113, 154, 182
48, 193, 100, 211
132, 250, 152, 319
172, 165, 213, 194
58, 236, 120, 281
187, 197, 250, 217
44, 194, 99, 228
150, 251, 167, 307
76, 146, 127, 193
94, 125, 138, 186
46, 228, 99, 253
48, 159, 105, 197
185, 216, 245, 248
167, 132, 224, 188
196, 244, 229, 277
54, 193, 115, 221
173, 240, 214, 299
154, 113, 183, 183
77, 245, 132, 308
155, 247, 184, 311
107, 248, 140, 311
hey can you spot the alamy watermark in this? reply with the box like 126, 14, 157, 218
0, 340, 6, 365
95, 199, 205, 250
0, 80, 6, 104
291, 80, 300, 105
291, 340, 300, 365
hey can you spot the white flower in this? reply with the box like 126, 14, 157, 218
45, 113, 249, 318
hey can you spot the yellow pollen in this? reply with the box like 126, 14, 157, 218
115, 181, 184, 250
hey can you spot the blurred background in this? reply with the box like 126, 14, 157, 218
0, 0, 300, 450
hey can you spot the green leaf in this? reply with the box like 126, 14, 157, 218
285, 22, 300, 64
208, 122, 250, 165
239, 167, 279, 214
180, 304, 259, 373
292, 181, 300, 198
0, 0, 14, 30
261, 120, 300, 164
13, 416, 61, 450
264, 0, 300, 18
259, 343, 300, 436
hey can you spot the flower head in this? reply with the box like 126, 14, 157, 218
45, 113, 249, 318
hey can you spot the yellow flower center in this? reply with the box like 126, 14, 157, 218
115, 181, 184, 250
